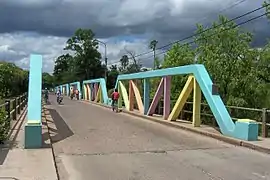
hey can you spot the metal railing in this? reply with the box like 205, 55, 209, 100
0, 93, 28, 121
152, 100, 270, 138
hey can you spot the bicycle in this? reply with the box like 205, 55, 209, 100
111, 99, 118, 113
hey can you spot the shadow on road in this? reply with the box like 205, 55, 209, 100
47, 108, 74, 143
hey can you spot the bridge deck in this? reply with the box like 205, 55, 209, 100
46, 95, 270, 180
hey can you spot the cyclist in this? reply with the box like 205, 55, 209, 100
111, 89, 120, 112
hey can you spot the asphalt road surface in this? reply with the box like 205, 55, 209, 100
46, 95, 270, 180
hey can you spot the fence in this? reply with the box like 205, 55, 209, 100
0, 93, 28, 121
153, 100, 270, 138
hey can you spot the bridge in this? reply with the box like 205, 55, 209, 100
1, 54, 270, 179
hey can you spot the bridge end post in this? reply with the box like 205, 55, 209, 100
24, 54, 43, 149
233, 119, 259, 141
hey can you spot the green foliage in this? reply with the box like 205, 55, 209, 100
257, 43, 270, 84
162, 15, 270, 111
53, 53, 77, 84
107, 65, 119, 89
53, 28, 105, 85
0, 61, 27, 143
42, 72, 54, 89
0, 62, 28, 99
118, 54, 142, 74
0, 108, 9, 143
195, 15, 262, 107
162, 43, 195, 99
119, 55, 129, 73
53, 28, 145, 88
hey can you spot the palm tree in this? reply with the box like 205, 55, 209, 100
149, 40, 158, 69
119, 55, 129, 72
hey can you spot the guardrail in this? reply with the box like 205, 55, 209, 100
0, 93, 28, 121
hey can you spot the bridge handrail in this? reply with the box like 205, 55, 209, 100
0, 93, 28, 121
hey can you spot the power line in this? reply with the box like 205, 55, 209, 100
132, 4, 267, 59
108, 4, 268, 66
138, 11, 269, 61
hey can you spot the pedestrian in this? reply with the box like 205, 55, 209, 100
111, 89, 120, 112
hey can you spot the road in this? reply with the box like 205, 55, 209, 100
46, 95, 270, 180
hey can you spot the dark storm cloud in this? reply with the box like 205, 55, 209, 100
0, 0, 269, 72
0, 0, 268, 43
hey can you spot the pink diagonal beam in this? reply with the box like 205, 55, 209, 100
93, 83, 98, 101
147, 78, 164, 115
163, 76, 171, 119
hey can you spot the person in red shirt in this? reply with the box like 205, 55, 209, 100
111, 89, 120, 112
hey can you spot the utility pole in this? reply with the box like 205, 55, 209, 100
149, 40, 158, 70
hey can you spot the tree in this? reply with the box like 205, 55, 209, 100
0, 62, 28, 98
53, 53, 76, 85
119, 55, 129, 73
64, 28, 104, 82
195, 15, 262, 107
124, 48, 142, 73
42, 73, 54, 89
107, 65, 119, 89
163, 43, 194, 68
257, 44, 270, 83
118, 48, 142, 74
149, 40, 158, 69
162, 43, 195, 99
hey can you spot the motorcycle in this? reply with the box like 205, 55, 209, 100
57, 96, 63, 104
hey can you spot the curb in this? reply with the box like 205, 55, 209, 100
82, 100, 270, 154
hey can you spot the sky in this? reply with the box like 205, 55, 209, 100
0, 0, 269, 73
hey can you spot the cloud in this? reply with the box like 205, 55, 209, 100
0, 0, 267, 37
0, 32, 67, 72
0, 0, 269, 73
0, 32, 152, 73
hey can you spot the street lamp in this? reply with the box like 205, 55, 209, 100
96, 39, 108, 82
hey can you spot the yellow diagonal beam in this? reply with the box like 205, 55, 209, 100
131, 80, 144, 114
119, 81, 129, 110
168, 76, 194, 121
83, 84, 87, 100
